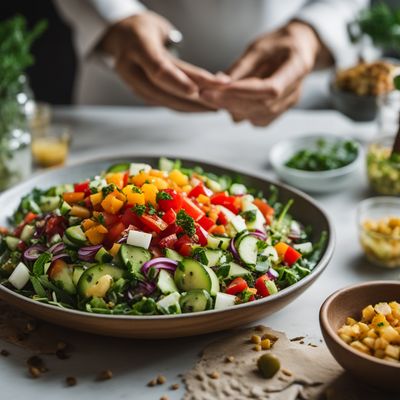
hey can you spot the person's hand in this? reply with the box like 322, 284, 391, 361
100, 11, 228, 111
200, 21, 332, 126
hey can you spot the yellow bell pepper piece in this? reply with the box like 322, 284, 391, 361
197, 194, 210, 205
141, 183, 158, 205
82, 218, 97, 231
101, 193, 124, 214
109, 243, 121, 257
149, 169, 167, 178
131, 172, 151, 187
152, 177, 168, 190
169, 169, 189, 186
106, 173, 125, 189
85, 227, 105, 245
90, 192, 103, 206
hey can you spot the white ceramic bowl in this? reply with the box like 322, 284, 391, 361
270, 134, 362, 193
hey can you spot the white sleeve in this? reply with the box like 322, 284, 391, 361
54, 0, 146, 58
295, 0, 368, 66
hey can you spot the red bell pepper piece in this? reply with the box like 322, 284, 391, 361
159, 233, 178, 249
188, 183, 212, 198
198, 215, 214, 231
120, 209, 141, 228
211, 193, 239, 214
74, 181, 91, 196
225, 277, 248, 295
255, 274, 270, 297
140, 214, 168, 233
284, 246, 301, 266
162, 208, 176, 225
195, 225, 208, 246
175, 234, 193, 257
157, 189, 183, 212
217, 211, 228, 226
181, 197, 204, 221
24, 212, 38, 224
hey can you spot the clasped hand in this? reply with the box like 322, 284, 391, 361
101, 12, 325, 127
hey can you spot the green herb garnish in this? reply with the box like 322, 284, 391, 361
176, 210, 196, 237
156, 191, 172, 201
132, 204, 146, 216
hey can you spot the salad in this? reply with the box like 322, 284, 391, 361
0, 158, 326, 316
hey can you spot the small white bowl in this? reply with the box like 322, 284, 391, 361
269, 134, 362, 193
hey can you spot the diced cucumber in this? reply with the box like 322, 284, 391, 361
242, 197, 266, 231
129, 163, 151, 176
203, 249, 223, 267
230, 215, 247, 233
40, 196, 60, 212
204, 266, 220, 295
207, 235, 230, 250
95, 247, 113, 263
293, 242, 313, 255
89, 177, 107, 192
159, 157, 176, 172
230, 183, 247, 196
72, 266, 85, 286
60, 201, 72, 216
180, 289, 212, 313
261, 246, 279, 263
20, 225, 35, 243
119, 244, 151, 276
265, 280, 278, 295
237, 235, 259, 265
65, 226, 87, 246
48, 259, 76, 295
63, 234, 79, 248
53, 184, 74, 196
205, 178, 222, 193
68, 216, 82, 226
157, 292, 181, 315
216, 205, 236, 222
107, 162, 130, 173
8, 262, 30, 290
49, 233, 62, 245
77, 264, 125, 298
5, 236, 20, 251
157, 269, 178, 294
164, 248, 183, 262
227, 262, 251, 279
174, 259, 211, 292
214, 292, 236, 310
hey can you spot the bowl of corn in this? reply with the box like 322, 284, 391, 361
357, 197, 400, 268
320, 281, 400, 390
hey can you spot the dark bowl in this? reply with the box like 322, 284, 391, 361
330, 83, 378, 122
0, 155, 334, 338
320, 281, 400, 391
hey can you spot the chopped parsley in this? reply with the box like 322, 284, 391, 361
241, 209, 257, 223
176, 210, 196, 237
102, 185, 115, 197
132, 204, 146, 216
147, 203, 157, 215
96, 213, 105, 225
131, 186, 142, 193
156, 191, 172, 201
377, 322, 385, 327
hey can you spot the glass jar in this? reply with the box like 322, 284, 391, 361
0, 78, 32, 191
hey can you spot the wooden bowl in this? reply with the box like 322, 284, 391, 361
0, 155, 334, 338
320, 281, 400, 390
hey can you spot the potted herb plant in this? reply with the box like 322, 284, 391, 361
0, 16, 45, 191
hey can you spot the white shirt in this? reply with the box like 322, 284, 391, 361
55, 0, 367, 105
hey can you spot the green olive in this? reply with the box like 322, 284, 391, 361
257, 353, 280, 379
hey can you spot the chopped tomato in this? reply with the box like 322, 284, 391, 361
123, 172, 129, 187
195, 225, 208, 246
101, 212, 120, 227
210, 193, 239, 214
225, 277, 248, 295
255, 274, 270, 297
24, 212, 38, 224
253, 198, 274, 224
159, 233, 178, 249
188, 183, 212, 198
217, 211, 228, 226
181, 197, 204, 221
140, 214, 168, 233
17, 241, 27, 252
162, 208, 176, 225
175, 234, 193, 256
106, 222, 125, 245
198, 215, 214, 231
178, 242, 193, 257
45, 216, 67, 239
157, 189, 183, 211
74, 181, 91, 196
120, 209, 141, 228
247, 287, 257, 302
284, 246, 301, 266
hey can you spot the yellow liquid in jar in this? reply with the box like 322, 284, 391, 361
32, 137, 68, 167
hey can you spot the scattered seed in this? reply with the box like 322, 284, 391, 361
195, 373, 204, 381
260, 338, 271, 350
66, 376, 77, 387
261, 333, 278, 342
308, 343, 318, 348
170, 383, 180, 390
281, 368, 293, 377
290, 336, 305, 342
251, 335, 261, 344
97, 369, 113, 381
0, 349, 10, 357
29, 366, 41, 378
160, 396, 169, 400
147, 379, 157, 387
209, 371, 219, 379
225, 355, 235, 363
157, 375, 167, 385
253, 345, 261, 352
299, 340, 305, 344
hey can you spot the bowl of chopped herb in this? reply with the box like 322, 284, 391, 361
270, 134, 362, 193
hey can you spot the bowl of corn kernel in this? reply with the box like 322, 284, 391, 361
320, 281, 400, 390
358, 197, 400, 268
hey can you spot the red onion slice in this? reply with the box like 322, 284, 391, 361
251, 229, 267, 241
48, 242, 65, 255
23, 244, 47, 261
141, 257, 178, 277
52, 253, 70, 261
229, 238, 240, 260
78, 245, 102, 261
267, 268, 279, 280
137, 281, 156, 295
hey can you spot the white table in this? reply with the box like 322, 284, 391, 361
1, 107, 396, 400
